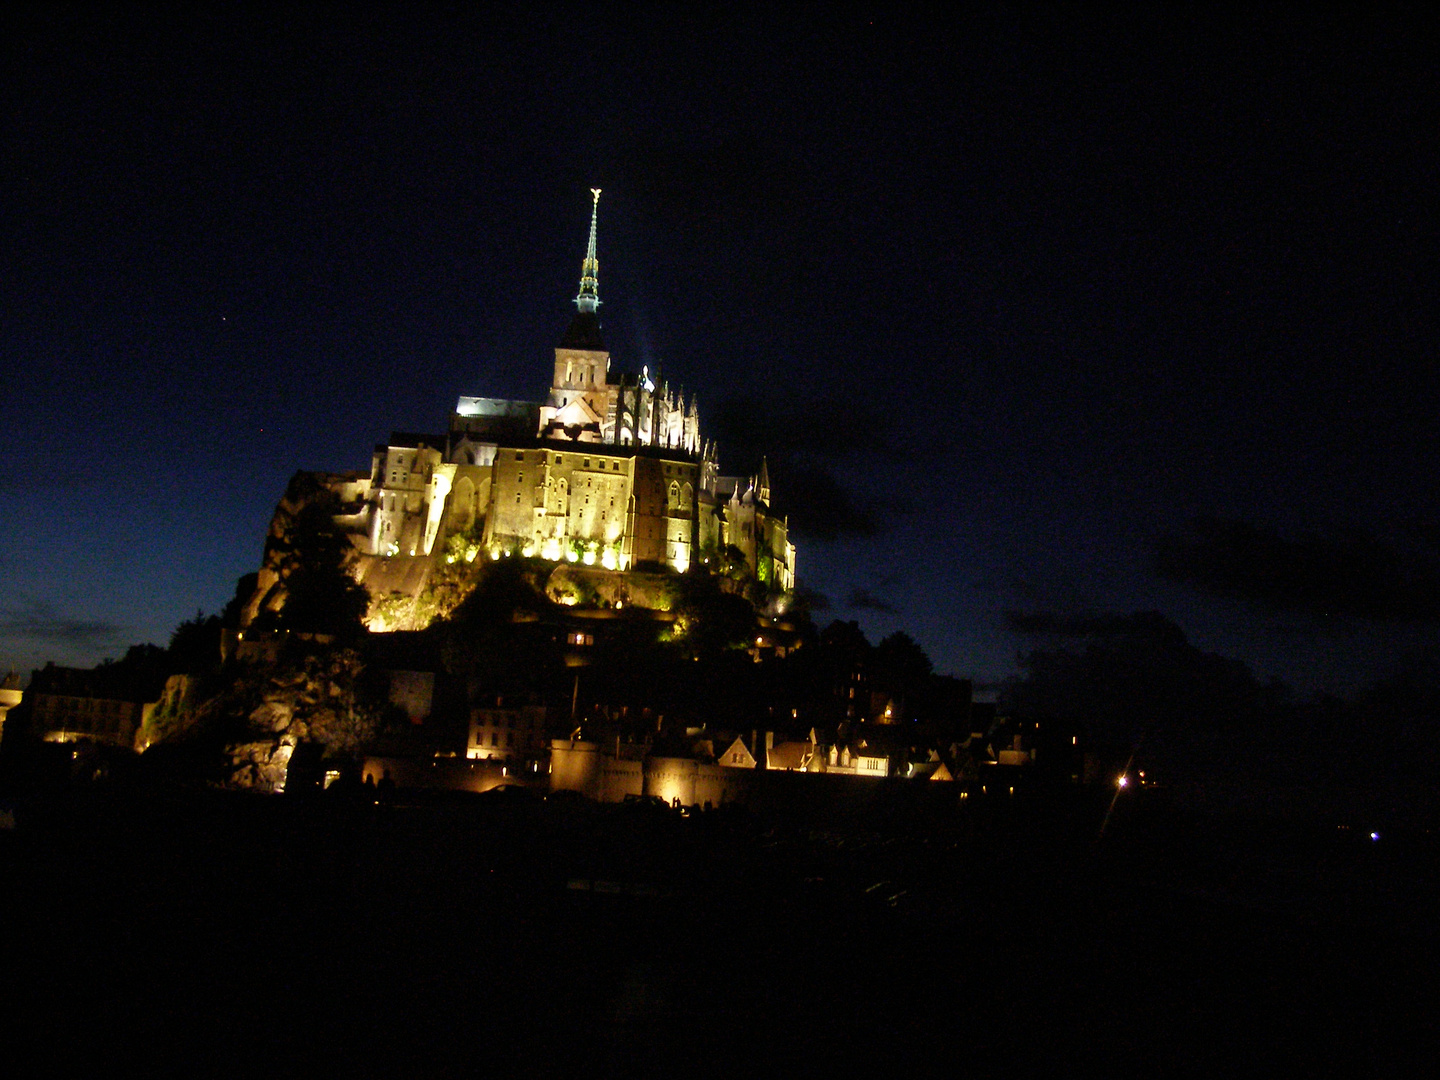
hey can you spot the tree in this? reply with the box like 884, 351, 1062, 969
672, 576, 758, 657
873, 631, 933, 707
259, 480, 370, 638
437, 558, 559, 684
92, 643, 172, 701
168, 610, 223, 673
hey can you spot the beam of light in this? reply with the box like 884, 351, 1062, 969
1098, 750, 1138, 841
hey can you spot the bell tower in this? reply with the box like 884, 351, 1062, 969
541, 189, 615, 442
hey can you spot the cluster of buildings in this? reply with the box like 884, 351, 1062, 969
2, 661, 175, 755
3, 653, 1048, 807
244, 190, 795, 632
355, 685, 1053, 807
1, 195, 1074, 804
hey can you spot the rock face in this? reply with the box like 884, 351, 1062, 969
224, 647, 381, 791
228, 695, 301, 790
229, 737, 296, 792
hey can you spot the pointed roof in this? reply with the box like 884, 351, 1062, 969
560, 189, 607, 351
719, 735, 757, 769
576, 188, 601, 312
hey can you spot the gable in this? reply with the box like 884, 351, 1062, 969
719, 736, 756, 768
554, 396, 602, 427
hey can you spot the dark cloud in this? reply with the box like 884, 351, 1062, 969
708, 398, 898, 461
1006, 610, 1188, 644
778, 465, 904, 541
1153, 518, 1440, 625
706, 398, 911, 541
0, 603, 124, 646
793, 585, 830, 612
847, 588, 896, 614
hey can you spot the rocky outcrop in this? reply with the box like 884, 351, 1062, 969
224, 647, 382, 791
228, 736, 297, 791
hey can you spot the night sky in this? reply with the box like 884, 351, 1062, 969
4, 7, 1437, 695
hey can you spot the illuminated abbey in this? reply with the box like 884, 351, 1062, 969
249, 191, 795, 628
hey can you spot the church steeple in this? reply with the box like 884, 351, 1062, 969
575, 187, 601, 314
559, 189, 607, 352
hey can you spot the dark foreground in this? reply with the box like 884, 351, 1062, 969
2, 782, 1436, 1077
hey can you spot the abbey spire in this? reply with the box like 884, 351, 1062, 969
559, 189, 607, 353
575, 187, 601, 313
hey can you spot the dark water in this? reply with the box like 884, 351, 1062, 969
2, 786, 1435, 1076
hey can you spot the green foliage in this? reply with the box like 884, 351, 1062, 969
374, 524, 491, 629
369, 591, 418, 631
443, 525, 487, 566
548, 569, 602, 608
721, 544, 748, 579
